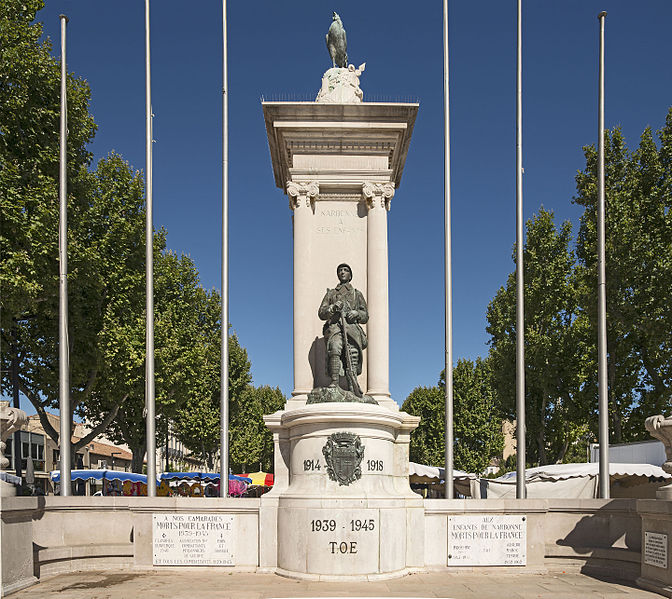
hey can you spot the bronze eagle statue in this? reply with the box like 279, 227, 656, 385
326, 12, 348, 68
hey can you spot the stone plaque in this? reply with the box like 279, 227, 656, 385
448, 515, 526, 566
152, 513, 235, 566
645, 531, 668, 569
304, 509, 379, 575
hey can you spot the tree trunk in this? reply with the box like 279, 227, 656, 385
555, 437, 570, 464
537, 396, 548, 465
131, 443, 146, 473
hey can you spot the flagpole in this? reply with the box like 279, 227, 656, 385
144, 0, 157, 496
58, 13, 71, 496
220, 0, 230, 497
515, 0, 526, 499
442, 0, 453, 500
597, 10, 609, 499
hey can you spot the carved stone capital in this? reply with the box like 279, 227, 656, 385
362, 182, 395, 211
287, 181, 319, 210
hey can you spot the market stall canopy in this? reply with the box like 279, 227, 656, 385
0, 471, 21, 485
478, 462, 671, 499
50, 469, 148, 484
159, 472, 252, 483
408, 462, 475, 484
241, 471, 274, 487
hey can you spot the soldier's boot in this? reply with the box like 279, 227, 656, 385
328, 355, 341, 388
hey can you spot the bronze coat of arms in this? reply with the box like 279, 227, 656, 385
322, 432, 365, 486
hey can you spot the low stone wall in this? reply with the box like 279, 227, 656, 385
1, 497, 38, 595
637, 499, 672, 596
0, 495, 261, 594
0, 495, 646, 595
545, 498, 641, 580
424, 498, 641, 581
30, 496, 135, 578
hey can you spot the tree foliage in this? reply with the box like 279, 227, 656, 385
402, 358, 504, 474
173, 330, 253, 471
446, 358, 504, 474
230, 385, 285, 473
402, 386, 445, 468
0, 2, 277, 475
0, 0, 120, 461
487, 209, 590, 465
574, 113, 672, 442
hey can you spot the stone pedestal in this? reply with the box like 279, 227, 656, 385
262, 403, 422, 580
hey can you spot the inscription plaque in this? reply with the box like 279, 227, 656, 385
448, 515, 526, 566
645, 531, 668, 569
305, 508, 379, 574
314, 206, 363, 236
152, 513, 235, 566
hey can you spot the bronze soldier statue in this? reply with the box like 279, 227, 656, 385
318, 263, 368, 394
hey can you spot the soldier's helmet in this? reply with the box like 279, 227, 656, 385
336, 263, 352, 278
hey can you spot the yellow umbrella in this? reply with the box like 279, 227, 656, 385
241, 471, 274, 487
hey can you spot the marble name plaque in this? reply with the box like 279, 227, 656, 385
152, 513, 235, 566
448, 515, 526, 566
645, 531, 668, 569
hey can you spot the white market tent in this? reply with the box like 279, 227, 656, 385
409, 462, 477, 497
477, 462, 670, 499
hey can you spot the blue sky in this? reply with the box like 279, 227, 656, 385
28, 1, 672, 407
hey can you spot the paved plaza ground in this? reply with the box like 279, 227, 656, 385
11, 569, 663, 599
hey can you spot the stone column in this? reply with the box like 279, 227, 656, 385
287, 181, 319, 401
363, 182, 395, 406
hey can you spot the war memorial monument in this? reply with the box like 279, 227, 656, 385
3, 11, 672, 597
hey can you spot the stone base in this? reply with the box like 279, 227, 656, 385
2, 575, 38, 597
275, 566, 416, 582
658, 483, 672, 500
1, 496, 37, 596
0, 480, 16, 497
307, 386, 377, 405
263, 402, 422, 579
637, 576, 672, 598
315, 65, 365, 104
637, 499, 672, 595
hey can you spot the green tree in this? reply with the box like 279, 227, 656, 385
402, 386, 445, 467
574, 112, 672, 442
230, 385, 285, 473
173, 329, 254, 471
0, 2, 170, 467
486, 209, 590, 465
3, 152, 149, 463
444, 358, 504, 474
95, 247, 224, 472
402, 358, 504, 474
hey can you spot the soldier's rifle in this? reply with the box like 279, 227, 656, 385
339, 307, 363, 398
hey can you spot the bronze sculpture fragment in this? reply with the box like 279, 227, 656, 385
308, 263, 377, 404
326, 12, 348, 68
